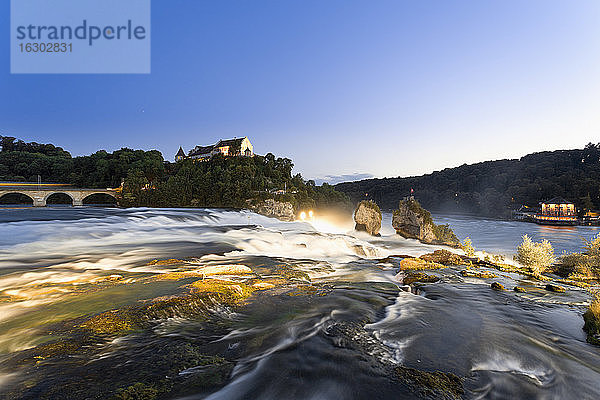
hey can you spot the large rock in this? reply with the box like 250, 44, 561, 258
353, 200, 382, 236
248, 199, 295, 221
392, 199, 436, 242
392, 198, 459, 245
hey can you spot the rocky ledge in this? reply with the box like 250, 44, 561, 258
247, 198, 296, 221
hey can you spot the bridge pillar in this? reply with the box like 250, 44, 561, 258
33, 196, 46, 207
73, 199, 84, 207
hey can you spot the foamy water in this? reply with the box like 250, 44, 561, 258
1, 207, 600, 399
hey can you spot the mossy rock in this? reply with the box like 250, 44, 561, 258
513, 286, 526, 293
190, 279, 255, 301
545, 284, 566, 293
112, 382, 159, 400
403, 272, 440, 285
555, 279, 589, 288
395, 366, 464, 399
491, 282, 504, 291
460, 270, 497, 279
421, 250, 463, 266
157, 265, 253, 281
79, 309, 138, 335
399, 257, 446, 271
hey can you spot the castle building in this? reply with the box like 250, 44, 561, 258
175, 137, 254, 162
175, 147, 186, 162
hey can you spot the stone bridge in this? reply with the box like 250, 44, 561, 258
0, 183, 119, 207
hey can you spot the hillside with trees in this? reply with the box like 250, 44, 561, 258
335, 143, 600, 217
0, 136, 350, 211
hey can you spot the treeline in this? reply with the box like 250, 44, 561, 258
335, 143, 600, 217
122, 153, 350, 210
0, 136, 350, 211
0, 136, 164, 188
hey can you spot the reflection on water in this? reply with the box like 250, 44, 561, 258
431, 214, 600, 255
0, 207, 599, 399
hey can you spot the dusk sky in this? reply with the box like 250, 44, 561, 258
1, 0, 600, 183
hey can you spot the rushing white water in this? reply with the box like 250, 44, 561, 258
1, 207, 600, 400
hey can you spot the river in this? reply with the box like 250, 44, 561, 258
0, 207, 599, 399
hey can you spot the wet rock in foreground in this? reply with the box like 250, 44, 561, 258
545, 284, 566, 293
402, 272, 440, 285
323, 320, 464, 399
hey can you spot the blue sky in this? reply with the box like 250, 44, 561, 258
1, 0, 600, 182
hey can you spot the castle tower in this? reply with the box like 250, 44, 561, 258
175, 146, 186, 162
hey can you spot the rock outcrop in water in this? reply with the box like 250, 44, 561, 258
354, 200, 382, 236
545, 283, 566, 293
392, 198, 459, 245
247, 198, 296, 221
323, 320, 464, 399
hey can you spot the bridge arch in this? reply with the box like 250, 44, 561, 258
0, 192, 34, 205
44, 192, 75, 205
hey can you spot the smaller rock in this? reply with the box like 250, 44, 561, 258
399, 257, 446, 271
513, 286, 526, 293
421, 250, 463, 266
491, 282, 504, 291
402, 272, 440, 285
252, 282, 276, 290
545, 284, 566, 293
460, 270, 497, 279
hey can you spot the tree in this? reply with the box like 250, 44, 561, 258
515, 235, 556, 275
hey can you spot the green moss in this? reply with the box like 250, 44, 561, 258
491, 282, 504, 291
357, 199, 381, 214
395, 366, 464, 399
112, 383, 159, 400
33, 339, 84, 360
421, 250, 463, 266
270, 264, 311, 281
399, 257, 446, 271
432, 223, 459, 244
460, 269, 497, 279
190, 279, 255, 302
79, 309, 137, 335
402, 272, 440, 285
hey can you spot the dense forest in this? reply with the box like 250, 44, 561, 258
335, 143, 600, 217
0, 136, 350, 211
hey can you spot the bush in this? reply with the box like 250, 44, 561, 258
557, 234, 600, 278
584, 233, 600, 258
432, 223, 459, 244
515, 235, 556, 275
461, 237, 475, 257
584, 292, 600, 345
357, 200, 381, 214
